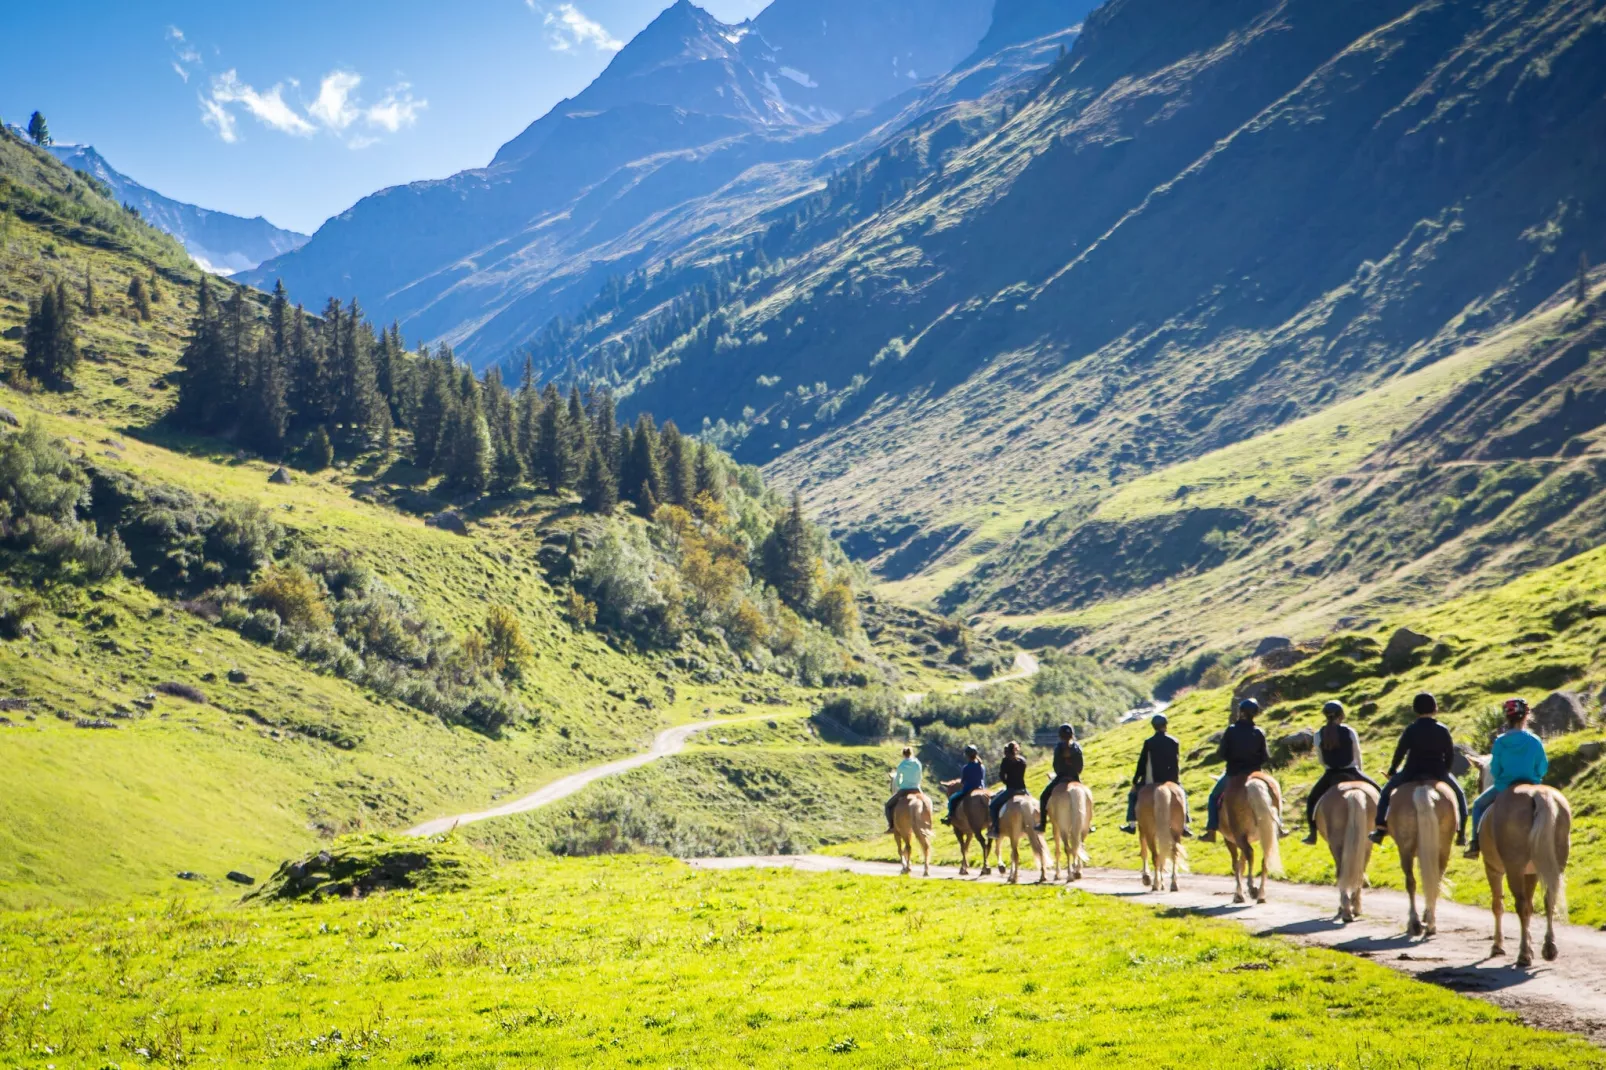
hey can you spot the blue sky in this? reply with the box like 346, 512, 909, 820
0, 1, 769, 235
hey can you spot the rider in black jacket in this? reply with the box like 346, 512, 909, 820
1035, 724, 1085, 832
1369, 692, 1467, 846
988, 742, 1030, 835
1200, 698, 1281, 843
1120, 713, 1192, 835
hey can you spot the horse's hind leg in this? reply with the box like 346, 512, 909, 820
1227, 843, 1245, 904
916, 830, 931, 878
1514, 872, 1536, 968
1541, 870, 1559, 963
1487, 868, 1506, 957
1403, 856, 1421, 938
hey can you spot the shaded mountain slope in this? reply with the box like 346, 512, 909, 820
591, 0, 1604, 662
44, 141, 306, 274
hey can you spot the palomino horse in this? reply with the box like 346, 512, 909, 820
1219, 772, 1284, 904
1046, 780, 1094, 883
1137, 782, 1187, 892
939, 778, 994, 875
1469, 757, 1571, 966
1387, 780, 1456, 937
1315, 780, 1378, 922
995, 793, 1048, 884
890, 790, 934, 877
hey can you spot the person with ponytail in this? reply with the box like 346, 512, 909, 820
1464, 697, 1549, 858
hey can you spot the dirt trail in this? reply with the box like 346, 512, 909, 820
903, 650, 1039, 704
408, 653, 1042, 836
690, 853, 1606, 1044
404, 715, 778, 836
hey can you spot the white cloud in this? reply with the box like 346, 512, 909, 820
309, 70, 362, 131
172, 61, 190, 83
197, 61, 425, 146
542, 3, 623, 53
207, 70, 316, 137
364, 84, 425, 133
168, 25, 202, 82
166, 25, 184, 41
199, 95, 236, 143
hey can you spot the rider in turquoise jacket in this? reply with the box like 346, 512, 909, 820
1465, 698, 1549, 858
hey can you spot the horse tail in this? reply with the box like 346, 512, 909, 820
1413, 784, 1443, 904
1153, 786, 1176, 871
1249, 778, 1283, 877
1072, 788, 1091, 865
1530, 789, 1569, 921
1338, 788, 1369, 900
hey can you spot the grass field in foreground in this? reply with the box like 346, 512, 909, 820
1, 855, 1598, 1068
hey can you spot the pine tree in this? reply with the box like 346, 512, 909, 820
693, 441, 723, 502
591, 389, 619, 467
412, 347, 453, 471
761, 493, 816, 610
242, 334, 289, 455
147, 271, 163, 305
268, 280, 289, 355
220, 287, 252, 418
81, 265, 96, 317
536, 382, 570, 491
286, 303, 327, 430
172, 276, 224, 428
620, 414, 664, 515
26, 111, 49, 146
126, 275, 151, 321
22, 280, 78, 388
515, 356, 541, 472
580, 445, 618, 514
566, 384, 590, 481
335, 298, 383, 445
441, 373, 493, 495
304, 425, 334, 472
484, 367, 525, 492
659, 420, 694, 506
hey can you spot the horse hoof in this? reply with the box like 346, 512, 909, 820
1517, 952, 1533, 969
1491, 944, 1505, 958
1169, 882, 1179, 893
1232, 893, 1246, 905
1543, 941, 1558, 962
1256, 896, 1267, 905
1141, 874, 1153, 888
1408, 921, 1422, 938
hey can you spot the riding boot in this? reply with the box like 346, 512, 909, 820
1368, 827, 1386, 844
1033, 820, 1046, 833
1119, 824, 1136, 835
1463, 838, 1480, 859
1198, 829, 1217, 843
1301, 828, 1318, 846
1454, 829, 1466, 847
1180, 827, 1194, 839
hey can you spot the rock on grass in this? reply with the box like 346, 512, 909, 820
248, 833, 488, 903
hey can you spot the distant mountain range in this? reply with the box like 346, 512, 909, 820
43, 141, 307, 274
240, 0, 1060, 364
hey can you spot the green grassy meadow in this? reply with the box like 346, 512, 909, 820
2, 856, 1598, 1069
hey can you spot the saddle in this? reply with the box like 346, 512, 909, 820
1227, 771, 1283, 810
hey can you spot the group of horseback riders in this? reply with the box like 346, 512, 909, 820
884, 689, 1550, 861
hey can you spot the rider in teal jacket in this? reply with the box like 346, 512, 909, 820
1466, 698, 1549, 858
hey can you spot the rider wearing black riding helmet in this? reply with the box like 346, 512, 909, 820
1300, 700, 1382, 845
1200, 697, 1280, 843
1034, 723, 1086, 833
1121, 712, 1191, 836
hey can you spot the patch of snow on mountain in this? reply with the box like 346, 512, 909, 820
778, 66, 817, 88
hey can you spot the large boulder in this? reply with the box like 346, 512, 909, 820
1277, 727, 1318, 754
1451, 743, 1478, 778
1531, 691, 1589, 737
427, 510, 469, 536
1254, 636, 1293, 657
268, 466, 293, 485
1260, 646, 1312, 671
1381, 627, 1432, 670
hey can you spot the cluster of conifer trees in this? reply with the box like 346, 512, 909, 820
168, 277, 731, 517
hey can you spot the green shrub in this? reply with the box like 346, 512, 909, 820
251, 566, 332, 631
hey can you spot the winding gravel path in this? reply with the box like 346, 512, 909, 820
406, 652, 1042, 837
688, 853, 1606, 1045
